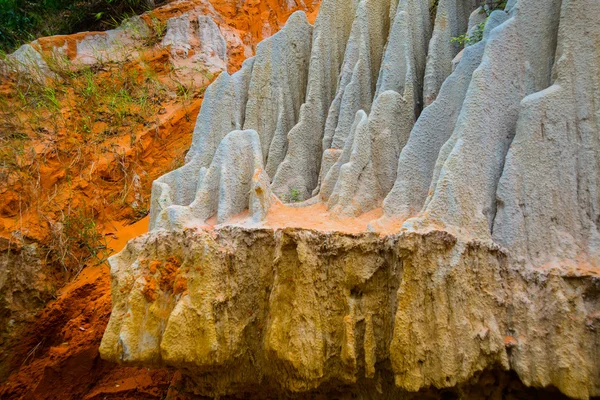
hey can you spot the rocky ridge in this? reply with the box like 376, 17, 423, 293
100, 0, 600, 398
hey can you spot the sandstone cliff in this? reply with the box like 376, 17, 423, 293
100, 0, 600, 398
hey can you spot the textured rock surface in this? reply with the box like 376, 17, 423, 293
271, 0, 359, 200
244, 11, 313, 178
103, 0, 600, 398
162, 13, 229, 73
153, 129, 276, 229
148, 60, 255, 230
417, 0, 561, 238
101, 227, 600, 398
322, 0, 391, 151
493, 0, 600, 269
3, 0, 320, 80
378, 13, 504, 225
423, 0, 479, 106
4, 16, 151, 80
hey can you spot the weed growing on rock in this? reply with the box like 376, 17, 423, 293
145, 13, 168, 46
47, 209, 108, 278
287, 188, 302, 203
451, 0, 507, 47
451, 22, 486, 46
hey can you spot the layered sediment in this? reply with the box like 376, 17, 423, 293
100, 0, 600, 398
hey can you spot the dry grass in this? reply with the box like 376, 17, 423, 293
0, 46, 211, 278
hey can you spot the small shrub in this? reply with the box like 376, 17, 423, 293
288, 188, 302, 203
451, 21, 485, 46
450, 1, 507, 47
145, 13, 168, 46
47, 210, 108, 278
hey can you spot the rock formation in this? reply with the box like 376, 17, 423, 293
101, 0, 600, 398
0, 1, 322, 396
3, 0, 320, 81
162, 13, 229, 73
423, 0, 479, 106
243, 11, 313, 178
270, 0, 359, 200
153, 129, 276, 229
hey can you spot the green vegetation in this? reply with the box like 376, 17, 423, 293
288, 188, 302, 203
0, 46, 211, 278
429, 0, 440, 26
450, 0, 507, 47
0, 51, 171, 146
0, 0, 217, 281
48, 209, 108, 278
0, 0, 165, 53
451, 21, 485, 47
145, 13, 168, 46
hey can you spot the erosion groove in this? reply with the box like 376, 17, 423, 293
99, 0, 600, 398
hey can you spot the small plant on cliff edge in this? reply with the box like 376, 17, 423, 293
288, 188, 302, 203
47, 210, 108, 278
145, 13, 167, 46
451, 22, 486, 47
450, 0, 507, 47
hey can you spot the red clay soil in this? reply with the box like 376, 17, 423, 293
213, 0, 320, 72
0, 60, 203, 253
0, 263, 186, 400
0, 216, 181, 399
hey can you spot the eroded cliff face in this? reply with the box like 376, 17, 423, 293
100, 0, 600, 398
100, 226, 600, 399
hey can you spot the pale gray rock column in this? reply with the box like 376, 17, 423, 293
320, 112, 366, 202
149, 60, 254, 230
420, 10, 510, 218
325, 0, 392, 150
377, 36, 487, 226
422, 0, 479, 106
493, 0, 600, 271
410, 0, 561, 238
313, 0, 392, 195
325, 90, 412, 217
186, 59, 254, 164
467, 6, 487, 31
376, 0, 432, 113
155, 130, 275, 229
271, 0, 359, 200
313, 0, 429, 201
243, 11, 313, 179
